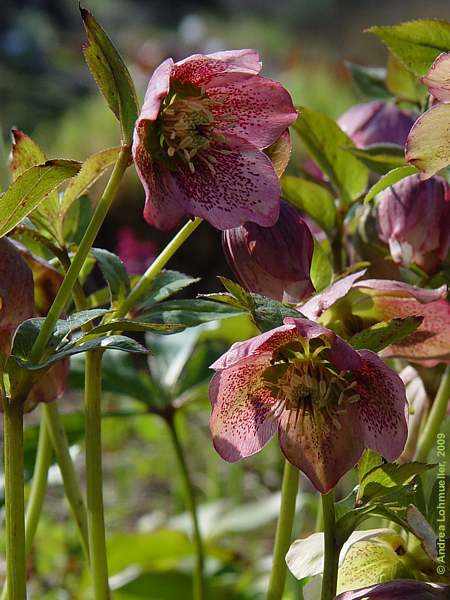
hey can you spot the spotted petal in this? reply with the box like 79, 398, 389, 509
209, 354, 278, 461
167, 136, 281, 229
133, 123, 187, 230
348, 350, 408, 461
173, 50, 261, 89
278, 408, 364, 493
208, 76, 297, 149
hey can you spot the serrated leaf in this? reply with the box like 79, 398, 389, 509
199, 293, 247, 310
61, 146, 120, 215
218, 277, 254, 309
346, 143, 406, 175
90, 319, 183, 335
0, 160, 80, 237
282, 176, 336, 232
136, 270, 200, 312
81, 8, 139, 143
310, 239, 333, 292
346, 63, 392, 100
349, 316, 423, 352
92, 247, 131, 308
364, 165, 418, 203
137, 299, 245, 327
250, 294, 301, 332
358, 450, 383, 484
294, 107, 369, 206
357, 462, 434, 504
368, 20, 450, 76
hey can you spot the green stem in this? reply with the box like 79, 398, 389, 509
266, 460, 299, 600
116, 217, 202, 318
321, 490, 338, 600
1, 422, 53, 600
166, 414, 205, 600
84, 350, 110, 600
416, 365, 450, 462
29, 145, 131, 364
43, 402, 90, 562
3, 401, 26, 599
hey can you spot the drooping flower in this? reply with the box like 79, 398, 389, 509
376, 174, 450, 273
406, 52, 450, 178
0, 238, 68, 411
209, 317, 407, 493
132, 50, 297, 230
116, 226, 157, 275
337, 101, 414, 148
222, 201, 314, 303
334, 580, 449, 600
300, 271, 450, 365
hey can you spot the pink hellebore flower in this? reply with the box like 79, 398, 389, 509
376, 174, 450, 274
300, 271, 450, 364
209, 317, 407, 493
133, 50, 297, 231
335, 580, 449, 600
338, 101, 414, 148
116, 226, 157, 275
222, 201, 315, 304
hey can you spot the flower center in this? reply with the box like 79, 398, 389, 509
262, 339, 360, 429
159, 92, 218, 174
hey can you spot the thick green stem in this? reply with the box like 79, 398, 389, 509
29, 145, 131, 364
116, 217, 202, 318
416, 365, 450, 462
43, 403, 90, 562
321, 490, 338, 600
84, 350, 110, 600
266, 460, 299, 600
166, 415, 205, 600
3, 401, 26, 599
1, 422, 53, 600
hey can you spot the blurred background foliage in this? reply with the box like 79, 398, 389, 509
1, 1, 450, 598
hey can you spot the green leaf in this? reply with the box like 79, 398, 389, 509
364, 165, 418, 203
368, 20, 450, 76
282, 176, 336, 232
405, 103, 450, 178
81, 8, 139, 143
218, 277, 254, 309
349, 316, 423, 352
138, 299, 245, 327
136, 270, 200, 312
0, 160, 80, 238
250, 294, 301, 332
294, 107, 369, 206
90, 319, 183, 335
310, 240, 333, 292
91, 247, 131, 308
357, 462, 434, 505
346, 63, 391, 100
385, 52, 427, 103
406, 505, 438, 562
358, 450, 383, 484
345, 144, 406, 175
63, 195, 93, 244
61, 146, 120, 215
9, 129, 62, 241
264, 131, 291, 177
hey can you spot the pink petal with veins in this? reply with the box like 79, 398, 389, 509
348, 350, 408, 460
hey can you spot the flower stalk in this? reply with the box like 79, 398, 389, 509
166, 414, 205, 600
416, 365, 450, 462
267, 460, 299, 600
321, 490, 339, 600
84, 349, 110, 600
3, 400, 26, 600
